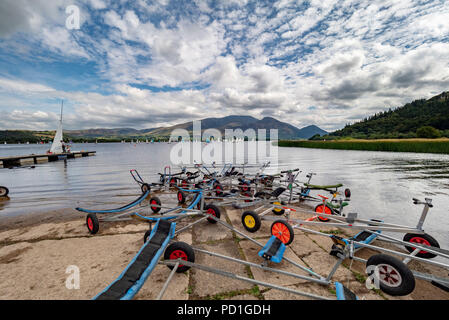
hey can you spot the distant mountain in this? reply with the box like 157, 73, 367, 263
327, 91, 449, 139
297, 125, 328, 139
135, 115, 327, 140
0, 116, 327, 143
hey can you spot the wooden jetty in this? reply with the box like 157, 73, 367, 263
0, 151, 96, 168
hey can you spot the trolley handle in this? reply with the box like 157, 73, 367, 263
412, 198, 433, 208
130, 169, 145, 185
281, 168, 300, 174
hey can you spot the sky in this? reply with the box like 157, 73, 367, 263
0, 0, 448, 132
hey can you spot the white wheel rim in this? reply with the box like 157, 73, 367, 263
376, 263, 402, 288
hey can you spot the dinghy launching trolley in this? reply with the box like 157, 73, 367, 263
93, 219, 195, 300
273, 198, 449, 296
76, 189, 154, 234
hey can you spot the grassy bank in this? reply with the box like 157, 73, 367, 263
278, 138, 449, 154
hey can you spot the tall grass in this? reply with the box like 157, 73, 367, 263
278, 139, 449, 154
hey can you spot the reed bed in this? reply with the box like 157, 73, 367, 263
278, 139, 449, 154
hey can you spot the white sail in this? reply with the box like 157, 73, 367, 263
50, 101, 64, 154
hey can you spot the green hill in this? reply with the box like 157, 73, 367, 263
324, 92, 449, 139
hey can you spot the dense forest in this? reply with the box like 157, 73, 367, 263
312, 92, 449, 140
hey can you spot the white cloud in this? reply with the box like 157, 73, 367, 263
1, 0, 449, 132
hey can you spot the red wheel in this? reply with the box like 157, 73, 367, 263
204, 204, 221, 224
215, 183, 223, 196
181, 180, 188, 188
169, 250, 188, 261
271, 220, 294, 245
177, 191, 186, 204
314, 204, 333, 222
240, 182, 250, 192
149, 197, 162, 213
170, 178, 177, 187
403, 233, 439, 259
164, 242, 195, 273
86, 213, 99, 234
243, 192, 252, 202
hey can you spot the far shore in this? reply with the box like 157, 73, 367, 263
278, 138, 449, 154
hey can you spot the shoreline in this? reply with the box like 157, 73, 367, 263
278, 139, 449, 154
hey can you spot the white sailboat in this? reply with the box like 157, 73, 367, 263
49, 101, 65, 154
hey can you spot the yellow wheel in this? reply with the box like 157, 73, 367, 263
241, 211, 261, 233
272, 201, 285, 215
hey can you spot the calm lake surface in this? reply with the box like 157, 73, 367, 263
1, 142, 448, 246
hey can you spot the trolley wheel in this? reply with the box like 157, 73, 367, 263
204, 204, 221, 224
314, 204, 333, 222
403, 233, 440, 259
86, 213, 99, 235
243, 192, 253, 202
344, 188, 351, 198
169, 178, 177, 187
141, 183, 151, 194
149, 196, 162, 213
143, 229, 152, 243
239, 182, 250, 192
271, 220, 294, 245
254, 192, 266, 199
241, 210, 261, 233
177, 190, 186, 204
181, 179, 189, 189
272, 201, 285, 215
164, 242, 195, 273
0, 186, 9, 197
214, 183, 223, 196
366, 254, 415, 296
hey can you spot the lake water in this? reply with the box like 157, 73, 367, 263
1, 142, 448, 246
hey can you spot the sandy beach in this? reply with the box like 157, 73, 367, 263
0, 200, 448, 300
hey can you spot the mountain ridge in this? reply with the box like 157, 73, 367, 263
0, 115, 328, 143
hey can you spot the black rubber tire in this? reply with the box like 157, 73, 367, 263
143, 229, 152, 243
344, 188, 351, 198
366, 254, 415, 296
86, 213, 99, 235
214, 182, 224, 196
270, 220, 294, 245
0, 186, 9, 197
141, 183, 151, 194
164, 242, 195, 273
149, 196, 162, 213
204, 204, 221, 224
272, 201, 285, 215
403, 233, 440, 259
254, 191, 266, 199
169, 178, 177, 187
239, 182, 251, 193
241, 210, 261, 233
177, 190, 186, 204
